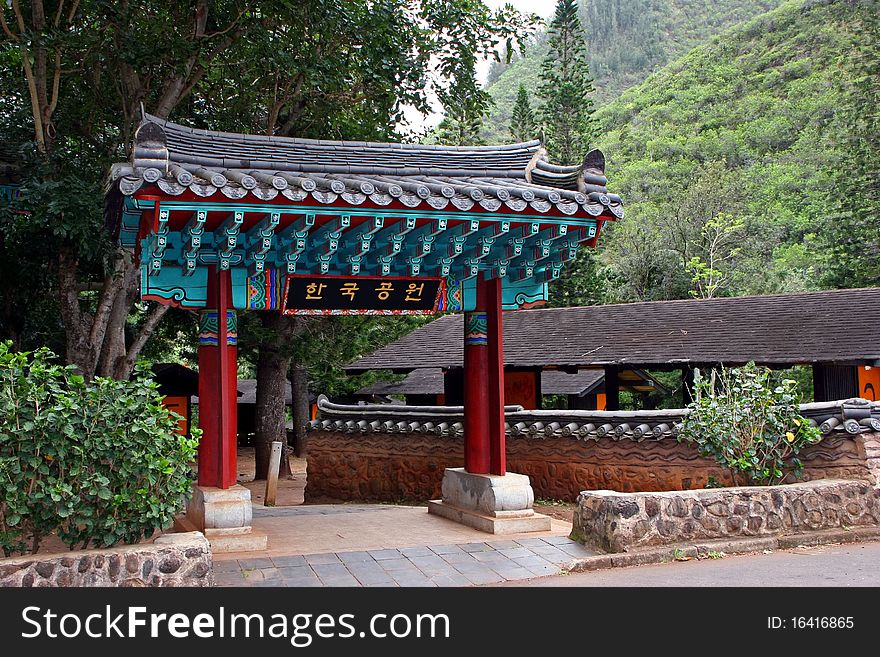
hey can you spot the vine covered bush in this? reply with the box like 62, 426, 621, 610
678, 363, 822, 486
0, 343, 198, 556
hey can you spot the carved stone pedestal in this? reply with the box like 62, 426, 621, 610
428, 468, 551, 534
174, 484, 267, 553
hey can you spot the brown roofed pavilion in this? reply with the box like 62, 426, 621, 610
348, 288, 880, 408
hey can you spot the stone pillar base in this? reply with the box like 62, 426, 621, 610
428, 468, 551, 534
174, 484, 267, 553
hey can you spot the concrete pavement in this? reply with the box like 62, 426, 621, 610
209, 502, 880, 588
501, 541, 880, 587
213, 503, 591, 587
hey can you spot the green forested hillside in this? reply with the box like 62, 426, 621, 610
483, 0, 784, 143
547, 0, 877, 305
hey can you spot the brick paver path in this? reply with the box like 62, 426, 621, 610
215, 506, 594, 587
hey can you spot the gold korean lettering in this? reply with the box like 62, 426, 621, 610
405, 282, 425, 302
340, 282, 360, 300
305, 282, 327, 299
375, 281, 394, 301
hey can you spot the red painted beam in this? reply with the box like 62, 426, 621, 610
197, 342, 219, 487
463, 274, 490, 474
486, 276, 506, 475
216, 268, 238, 489
197, 266, 238, 489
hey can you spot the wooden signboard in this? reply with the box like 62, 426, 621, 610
282, 275, 445, 315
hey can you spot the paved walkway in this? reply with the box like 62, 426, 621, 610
503, 541, 880, 587
214, 505, 592, 587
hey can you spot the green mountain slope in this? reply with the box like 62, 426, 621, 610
562, 0, 869, 303
483, 0, 785, 143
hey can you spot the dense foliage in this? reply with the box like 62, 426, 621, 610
482, 0, 785, 143
437, 64, 493, 146
547, 0, 879, 304
678, 363, 823, 485
822, 0, 880, 288
0, 343, 197, 556
432, 1, 538, 145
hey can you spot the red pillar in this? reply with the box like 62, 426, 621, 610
197, 266, 238, 489
463, 274, 490, 474
463, 273, 506, 475
486, 276, 506, 475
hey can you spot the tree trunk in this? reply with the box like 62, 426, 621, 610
57, 246, 94, 376
59, 245, 166, 381
290, 363, 310, 458
97, 286, 134, 377
253, 313, 293, 480
113, 302, 170, 379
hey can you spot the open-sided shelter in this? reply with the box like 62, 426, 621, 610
354, 367, 663, 409
348, 288, 880, 408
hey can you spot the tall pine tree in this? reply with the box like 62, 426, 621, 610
539, 0, 596, 164
509, 84, 537, 142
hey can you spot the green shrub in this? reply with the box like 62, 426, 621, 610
0, 342, 198, 556
678, 362, 822, 486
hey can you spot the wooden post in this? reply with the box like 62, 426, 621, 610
682, 366, 695, 406
604, 366, 620, 411
264, 440, 283, 507
463, 274, 490, 474
197, 266, 238, 489
486, 276, 506, 475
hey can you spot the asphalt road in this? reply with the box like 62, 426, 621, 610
500, 541, 880, 587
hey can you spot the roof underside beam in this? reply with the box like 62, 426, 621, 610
130, 199, 606, 284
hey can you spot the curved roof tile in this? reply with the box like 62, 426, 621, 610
110, 114, 621, 220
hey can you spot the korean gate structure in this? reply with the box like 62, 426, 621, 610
105, 113, 622, 546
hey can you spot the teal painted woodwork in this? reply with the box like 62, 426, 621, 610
124, 196, 595, 311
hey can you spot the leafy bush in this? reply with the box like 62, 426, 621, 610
0, 342, 198, 556
678, 362, 822, 486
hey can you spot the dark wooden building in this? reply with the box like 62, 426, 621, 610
354, 367, 661, 409
348, 288, 880, 409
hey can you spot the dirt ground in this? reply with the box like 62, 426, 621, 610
532, 500, 576, 523
237, 446, 308, 507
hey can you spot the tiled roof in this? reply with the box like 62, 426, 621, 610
347, 288, 880, 371
541, 369, 605, 395
310, 396, 880, 439
191, 378, 294, 405
108, 114, 622, 218
355, 368, 605, 396
356, 369, 444, 396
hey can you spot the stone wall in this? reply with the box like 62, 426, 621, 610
572, 479, 880, 553
305, 431, 879, 503
0, 532, 213, 587
862, 431, 880, 485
